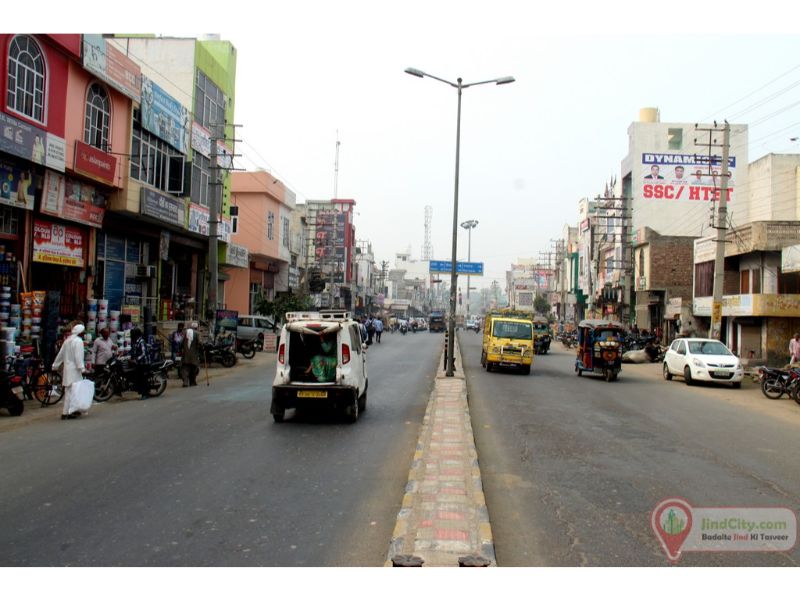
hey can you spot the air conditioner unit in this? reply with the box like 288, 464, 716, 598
136, 265, 156, 279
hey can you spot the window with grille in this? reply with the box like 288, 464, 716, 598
7, 35, 45, 123
267, 211, 274, 240
84, 83, 110, 150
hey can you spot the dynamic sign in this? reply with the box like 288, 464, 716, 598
429, 260, 484, 275
641, 153, 736, 203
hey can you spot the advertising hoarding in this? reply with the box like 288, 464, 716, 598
41, 171, 106, 228
82, 35, 142, 102
32, 218, 85, 267
641, 153, 736, 203
141, 75, 189, 153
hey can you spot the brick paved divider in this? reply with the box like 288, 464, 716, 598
385, 334, 495, 567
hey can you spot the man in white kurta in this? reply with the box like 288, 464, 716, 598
52, 324, 86, 419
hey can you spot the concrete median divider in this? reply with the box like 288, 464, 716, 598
386, 333, 495, 567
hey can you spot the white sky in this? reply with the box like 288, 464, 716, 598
38, 1, 800, 293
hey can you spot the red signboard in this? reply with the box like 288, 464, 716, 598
32, 218, 85, 267
74, 140, 117, 186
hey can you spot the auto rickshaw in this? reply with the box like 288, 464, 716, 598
575, 319, 624, 381
532, 316, 551, 355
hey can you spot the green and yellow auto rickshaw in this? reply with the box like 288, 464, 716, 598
575, 319, 624, 381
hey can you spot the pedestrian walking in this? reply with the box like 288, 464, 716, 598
52, 323, 87, 420
374, 317, 383, 343
366, 317, 374, 345
790, 333, 800, 364
181, 327, 201, 387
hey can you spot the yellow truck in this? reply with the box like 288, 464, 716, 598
481, 310, 535, 374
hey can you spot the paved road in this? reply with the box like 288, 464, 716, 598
0, 331, 442, 566
461, 331, 800, 566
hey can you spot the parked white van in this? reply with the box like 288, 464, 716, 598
271, 311, 368, 423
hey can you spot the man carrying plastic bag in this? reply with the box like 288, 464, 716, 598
52, 323, 90, 420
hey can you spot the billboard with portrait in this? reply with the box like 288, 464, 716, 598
641, 153, 736, 204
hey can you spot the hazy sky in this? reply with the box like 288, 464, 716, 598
52, 1, 800, 292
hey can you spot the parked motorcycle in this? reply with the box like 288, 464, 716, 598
236, 337, 256, 360
0, 368, 24, 416
92, 356, 172, 402
757, 366, 800, 400
203, 338, 237, 368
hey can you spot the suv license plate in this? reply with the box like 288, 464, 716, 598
298, 390, 328, 398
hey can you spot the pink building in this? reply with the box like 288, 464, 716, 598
226, 171, 293, 314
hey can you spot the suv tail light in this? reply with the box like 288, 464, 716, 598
342, 344, 351, 365
278, 343, 285, 365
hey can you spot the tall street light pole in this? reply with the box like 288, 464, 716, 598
405, 67, 514, 377
461, 219, 478, 319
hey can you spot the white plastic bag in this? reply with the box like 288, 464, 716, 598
72, 379, 95, 413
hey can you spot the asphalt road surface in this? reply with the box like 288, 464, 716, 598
461, 331, 800, 566
0, 330, 442, 566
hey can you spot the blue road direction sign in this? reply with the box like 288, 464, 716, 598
429, 260, 484, 275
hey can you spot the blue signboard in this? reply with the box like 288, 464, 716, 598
429, 260, 484, 275
141, 75, 189, 153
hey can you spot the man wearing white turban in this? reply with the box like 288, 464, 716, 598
52, 323, 87, 419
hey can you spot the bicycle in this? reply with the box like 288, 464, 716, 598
5, 356, 65, 407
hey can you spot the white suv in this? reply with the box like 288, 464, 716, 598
271, 311, 368, 423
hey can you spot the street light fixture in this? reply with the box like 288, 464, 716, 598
460, 219, 479, 319
405, 67, 514, 376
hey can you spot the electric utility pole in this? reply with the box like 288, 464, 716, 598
696, 121, 731, 340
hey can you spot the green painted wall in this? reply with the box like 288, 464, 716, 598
195, 39, 237, 220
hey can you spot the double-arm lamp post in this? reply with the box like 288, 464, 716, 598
405, 67, 514, 376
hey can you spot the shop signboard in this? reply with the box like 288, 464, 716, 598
191, 122, 212, 158
216, 141, 233, 169
215, 309, 238, 335
140, 188, 186, 228
32, 218, 85, 267
0, 158, 36, 210
0, 111, 65, 172
159, 230, 170, 261
223, 243, 248, 268
41, 171, 106, 228
641, 153, 737, 203
141, 75, 188, 153
288, 266, 300, 288
74, 140, 117, 186
188, 203, 209, 236
82, 34, 142, 103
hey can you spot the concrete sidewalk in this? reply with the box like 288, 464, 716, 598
0, 351, 274, 434
386, 333, 494, 567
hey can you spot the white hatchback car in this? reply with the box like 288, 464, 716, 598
271, 311, 368, 423
663, 337, 744, 388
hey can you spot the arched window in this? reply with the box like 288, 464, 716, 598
7, 35, 45, 123
84, 83, 110, 149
